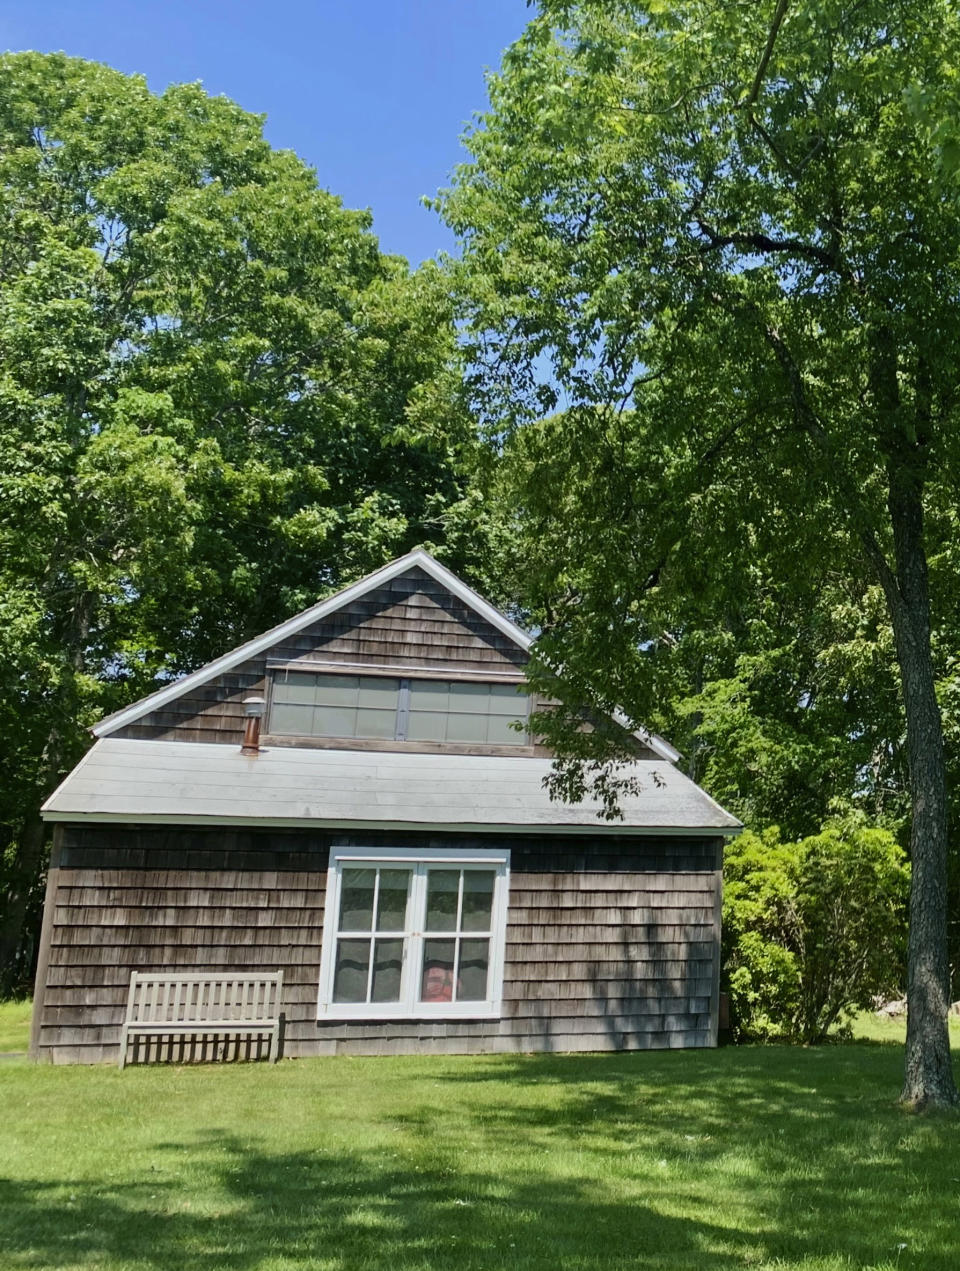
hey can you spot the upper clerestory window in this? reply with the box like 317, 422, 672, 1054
269, 672, 529, 745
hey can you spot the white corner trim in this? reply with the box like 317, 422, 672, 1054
92, 549, 533, 738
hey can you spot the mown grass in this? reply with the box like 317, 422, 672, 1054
2, 1035, 959, 1271
848, 1010, 960, 1045
0, 997, 31, 1051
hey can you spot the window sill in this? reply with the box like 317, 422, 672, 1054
262, 734, 537, 757
317, 1003, 501, 1023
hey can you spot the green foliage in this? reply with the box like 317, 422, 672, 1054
442, 1, 960, 1098
0, 53, 477, 989
723, 822, 909, 1043
480, 410, 909, 837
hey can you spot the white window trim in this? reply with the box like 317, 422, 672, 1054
317, 846, 511, 1022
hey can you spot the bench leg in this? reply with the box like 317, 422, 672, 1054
118, 1025, 129, 1070
270, 1023, 279, 1063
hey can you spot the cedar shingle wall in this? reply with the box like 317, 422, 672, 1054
271, 566, 527, 672
34, 825, 722, 1064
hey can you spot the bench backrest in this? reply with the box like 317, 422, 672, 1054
125, 972, 283, 1024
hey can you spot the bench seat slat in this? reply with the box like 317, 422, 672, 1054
126, 1021, 279, 1033
125, 972, 283, 985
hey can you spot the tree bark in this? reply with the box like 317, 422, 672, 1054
884, 463, 958, 1109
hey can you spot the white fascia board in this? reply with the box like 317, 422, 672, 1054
40, 810, 742, 835
609, 708, 681, 764
93, 549, 533, 738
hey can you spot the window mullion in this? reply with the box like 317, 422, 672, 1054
407, 863, 427, 1010
365, 869, 381, 1004
396, 679, 411, 740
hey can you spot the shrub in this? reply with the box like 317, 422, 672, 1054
723, 820, 909, 1043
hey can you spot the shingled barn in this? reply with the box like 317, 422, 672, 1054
33, 550, 739, 1064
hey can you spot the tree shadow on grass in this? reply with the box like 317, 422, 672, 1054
425, 1046, 960, 1268
3, 1046, 959, 1270
1, 1130, 759, 1271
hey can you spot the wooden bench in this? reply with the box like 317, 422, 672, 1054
118, 971, 283, 1069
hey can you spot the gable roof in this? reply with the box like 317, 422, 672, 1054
92, 548, 679, 762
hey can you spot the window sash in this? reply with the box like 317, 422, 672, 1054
271, 671, 529, 744
318, 848, 510, 1021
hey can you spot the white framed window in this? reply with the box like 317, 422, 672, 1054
317, 847, 510, 1020
269, 671, 529, 744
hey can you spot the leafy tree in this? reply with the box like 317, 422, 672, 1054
482, 411, 911, 839
0, 53, 474, 990
442, 1, 960, 1105
723, 822, 909, 1043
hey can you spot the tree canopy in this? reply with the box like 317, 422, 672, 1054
0, 53, 475, 988
442, 0, 960, 1106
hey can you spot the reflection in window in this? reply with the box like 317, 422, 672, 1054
270, 672, 528, 744
419, 868, 494, 1004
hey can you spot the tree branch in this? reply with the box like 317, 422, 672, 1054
761, 321, 903, 610
744, 0, 792, 108
696, 219, 838, 271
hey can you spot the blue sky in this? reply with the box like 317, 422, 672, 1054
0, 1, 530, 265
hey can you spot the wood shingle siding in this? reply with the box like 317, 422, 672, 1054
32, 825, 722, 1064
269, 569, 527, 672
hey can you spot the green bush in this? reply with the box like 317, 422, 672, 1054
723, 820, 909, 1043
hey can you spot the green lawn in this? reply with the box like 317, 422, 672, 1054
2, 1031, 959, 1271
0, 997, 31, 1051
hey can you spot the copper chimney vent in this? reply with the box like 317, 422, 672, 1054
241, 696, 266, 755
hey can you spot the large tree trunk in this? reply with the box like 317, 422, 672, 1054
885, 464, 958, 1109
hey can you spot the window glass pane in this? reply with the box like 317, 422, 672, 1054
488, 684, 527, 713
312, 705, 354, 736
357, 679, 400, 709
376, 870, 411, 931
409, 680, 449, 709
273, 677, 318, 705
355, 708, 396, 739
371, 938, 404, 1002
461, 871, 495, 932
333, 939, 371, 1003
269, 703, 315, 735
458, 939, 490, 1001
421, 938, 456, 1002
339, 868, 375, 930
406, 710, 447, 742
445, 712, 488, 743
449, 682, 491, 713
314, 675, 360, 706
487, 714, 524, 745
424, 869, 460, 932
